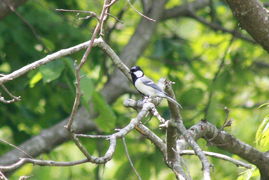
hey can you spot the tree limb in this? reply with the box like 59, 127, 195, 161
226, 0, 269, 52
0, 102, 155, 172
161, 0, 209, 20
177, 121, 269, 180
0, 0, 167, 170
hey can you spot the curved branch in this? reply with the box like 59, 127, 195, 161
0, 102, 154, 172
178, 121, 269, 179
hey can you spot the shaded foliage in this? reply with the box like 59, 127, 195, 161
1, 0, 269, 179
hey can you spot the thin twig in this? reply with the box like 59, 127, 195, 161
0, 158, 89, 172
3, 0, 50, 52
0, 139, 33, 159
187, 11, 255, 44
127, 0, 156, 22
106, 13, 124, 23
56, 9, 99, 21
56, 9, 97, 15
0, 96, 19, 104
204, 36, 235, 119
0, 84, 21, 103
0, 170, 7, 180
66, 0, 117, 131
122, 137, 142, 180
179, 150, 252, 169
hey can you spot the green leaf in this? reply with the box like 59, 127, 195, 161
29, 72, 43, 88
39, 60, 65, 83
92, 92, 116, 132
180, 88, 204, 106
258, 103, 269, 109
256, 116, 269, 148
236, 167, 258, 180
80, 76, 94, 103
40, 37, 55, 51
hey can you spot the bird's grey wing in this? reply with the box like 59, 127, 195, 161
140, 76, 163, 92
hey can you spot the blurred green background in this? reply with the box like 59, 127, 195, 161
1, 0, 269, 179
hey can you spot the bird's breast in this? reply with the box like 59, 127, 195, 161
135, 79, 157, 96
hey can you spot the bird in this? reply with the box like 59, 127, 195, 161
129, 66, 182, 108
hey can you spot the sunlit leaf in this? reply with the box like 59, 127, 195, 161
236, 167, 259, 180
258, 103, 269, 109
256, 116, 269, 148
29, 72, 43, 88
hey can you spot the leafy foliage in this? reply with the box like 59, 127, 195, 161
0, 0, 269, 179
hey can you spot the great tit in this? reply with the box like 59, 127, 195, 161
130, 66, 182, 108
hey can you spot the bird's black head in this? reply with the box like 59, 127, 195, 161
130, 66, 144, 83
130, 66, 142, 73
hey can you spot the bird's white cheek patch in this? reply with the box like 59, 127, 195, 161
134, 71, 143, 77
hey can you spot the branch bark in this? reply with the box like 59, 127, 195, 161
161, 0, 209, 20
0, 0, 167, 170
226, 0, 269, 52
178, 121, 269, 180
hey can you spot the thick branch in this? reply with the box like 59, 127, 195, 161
226, 0, 269, 52
165, 82, 189, 180
166, 83, 211, 180
179, 121, 269, 179
161, 0, 209, 20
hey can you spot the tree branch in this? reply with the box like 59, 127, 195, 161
226, 0, 269, 52
165, 81, 211, 180
180, 150, 252, 169
177, 121, 269, 179
165, 81, 190, 180
0, 0, 167, 170
161, 0, 209, 20
0, 102, 154, 172
186, 11, 255, 44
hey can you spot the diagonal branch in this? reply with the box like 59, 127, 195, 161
186, 11, 255, 44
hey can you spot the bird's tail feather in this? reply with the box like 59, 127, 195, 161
165, 96, 183, 109
158, 93, 182, 109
